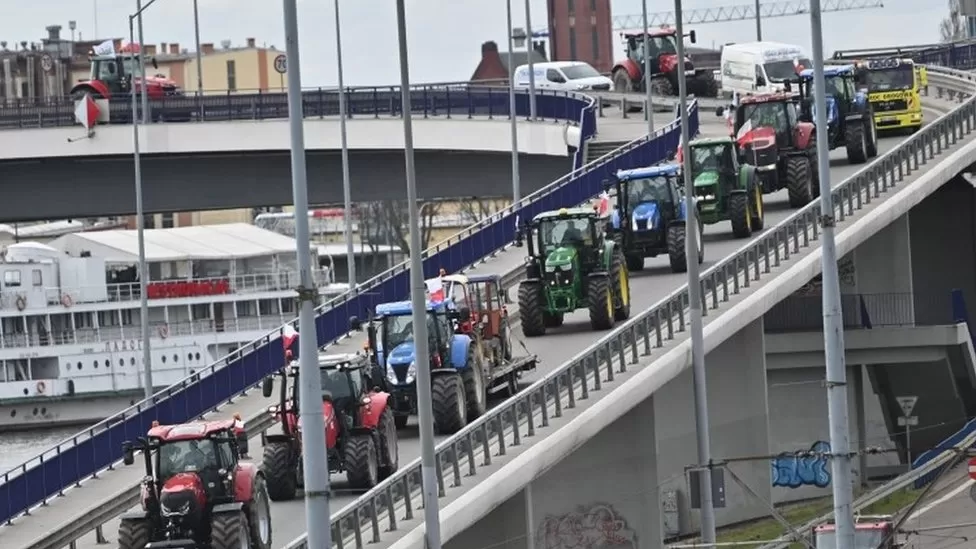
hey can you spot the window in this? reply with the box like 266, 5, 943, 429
142, 214, 155, 229
4, 270, 21, 287
568, 0, 575, 15
226, 60, 237, 91
546, 69, 565, 83
161, 213, 175, 228
591, 28, 599, 59
31, 269, 42, 287
590, 0, 597, 11
569, 28, 577, 59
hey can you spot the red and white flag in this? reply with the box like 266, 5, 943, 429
675, 133, 685, 165
281, 324, 298, 361
596, 191, 611, 216
736, 120, 776, 149
425, 277, 445, 302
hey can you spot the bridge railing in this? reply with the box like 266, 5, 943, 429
275, 65, 976, 549
764, 291, 957, 332
0, 89, 690, 525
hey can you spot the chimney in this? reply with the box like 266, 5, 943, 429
201, 43, 214, 54
144, 44, 156, 56
169, 43, 179, 55
46, 25, 62, 41
481, 41, 498, 58
246, 37, 256, 48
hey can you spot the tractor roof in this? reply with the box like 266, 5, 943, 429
799, 64, 855, 79
689, 136, 733, 147
465, 273, 501, 284
375, 298, 457, 316
288, 353, 367, 373
615, 164, 680, 181
738, 92, 798, 105
533, 207, 596, 222
148, 420, 239, 441
621, 27, 677, 38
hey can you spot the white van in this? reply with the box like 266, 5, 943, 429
513, 61, 613, 92
719, 42, 812, 97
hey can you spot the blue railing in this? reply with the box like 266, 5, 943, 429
833, 39, 976, 71
0, 88, 696, 524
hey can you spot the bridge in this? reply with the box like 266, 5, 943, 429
2, 46, 976, 549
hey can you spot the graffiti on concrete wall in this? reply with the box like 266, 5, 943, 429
537, 503, 638, 549
771, 440, 832, 488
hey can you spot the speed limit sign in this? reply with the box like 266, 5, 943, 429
273, 54, 287, 74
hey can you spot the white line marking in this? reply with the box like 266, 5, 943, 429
907, 478, 975, 521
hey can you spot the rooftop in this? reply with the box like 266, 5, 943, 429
375, 298, 457, 316
534, 207, 597, 221
50, 223, 302, 264
690, 136, 733, 146
616, 164, 680, 181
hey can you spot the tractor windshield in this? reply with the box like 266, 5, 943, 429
538, 217, 595, 250
814, 528, 884, 549
690, 145, 732, 174
158, 439, 219, 479
625, 177, 671, 207
864, 65, 914, 91
319, 367, 363, 401
382, 312, 449, 349
807, 75, 846, 99
633, 34, 677, 63
740, 102, 789, 134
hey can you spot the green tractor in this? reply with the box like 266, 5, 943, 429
687, 136, 764, 239
515, 207, 631, 336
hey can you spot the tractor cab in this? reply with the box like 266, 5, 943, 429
521, 208, 603, 272
425, 273, 476, 334
623, 28, 681, 76
795, 65, 864, 130
607, 164, 684, 235
71, 42, 179, 101
813, 515, 904, 549
690, 137, 740, 190
735, 93, 801, 151
464, 274, 513, 363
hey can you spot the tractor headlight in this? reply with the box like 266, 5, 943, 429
405, 361, 417, 384
386, 364, 399, 385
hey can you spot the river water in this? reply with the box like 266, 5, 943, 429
0, 427, 81, 474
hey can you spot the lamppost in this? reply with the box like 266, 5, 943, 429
522, 0, 537, 121
334, 0, 356, 288
193, 0, 204, 98
641, 0, 654, 134
395, 0, 441, 547
508, 1, 523, 205
281, 1, 333, 548
755, 0, 763, 40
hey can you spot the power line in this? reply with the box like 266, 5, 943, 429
611, 0, 884, 30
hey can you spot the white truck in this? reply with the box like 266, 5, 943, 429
719, 41, 811, 97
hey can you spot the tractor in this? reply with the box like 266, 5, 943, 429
515, 207, 631, 336
611, 27, 718, 98
118, 419, 272, 549
813, 514, 909, 548
794, 64, 879, 164
687, 136, 764, 238
259, 353, 398, 499
604, 163, 704, 273
71, 42, 182, 101
351, 298, 484, 435
723, 92, 819, 208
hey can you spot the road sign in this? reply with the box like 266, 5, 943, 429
40, 54, 53, 72
896, 396, 918, 417
273, 54, 287, 74
897, 416, 918, 427
968, 457, 976, 481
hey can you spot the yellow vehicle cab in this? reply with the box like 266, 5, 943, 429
856, 57, 926, 132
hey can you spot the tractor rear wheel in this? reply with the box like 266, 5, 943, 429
248, 476, 273, 549
651, 77, 674, 97
377, 406, 399, 479
344, 434, 380, 490
587, 275, 615, 331
431, 374, 467, 434
729, 193, 752, 238
613, 69, 635, 93
845, 119, 868, 163
866, 117, 878, 158
667, 224, 687, 273
211, 510, 249, 549
518, 281, 546, 337
462, 358, 487, 420
117, 518, 151, 549
261, 441, 298, 501
786, 155, 813, 208
610, 249, 631, 321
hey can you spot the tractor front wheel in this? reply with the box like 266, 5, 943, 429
518, 281, 546, 337
845, 119, 868, 164
749, 183, 765, 231
866, 117, 879, 158
610, 249, 631, 321
431, 374, 467, 435
587, 275, 615, 331
344, 434, 380, 490
667, 224, 687, 273
117, 518, 151, 549
613, 69, 635, 93
786, 155, 814, 208
211, 511, 250, 549
729, 193, 753, 238
248, 476, 273, 549
377, 406, 399, 479
261, 441, 298, 501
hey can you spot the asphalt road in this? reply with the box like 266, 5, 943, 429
901, 465, 976, 549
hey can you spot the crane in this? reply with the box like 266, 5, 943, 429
612, 0, 884, 29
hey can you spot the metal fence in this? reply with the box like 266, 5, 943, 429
764, 291, 957, 332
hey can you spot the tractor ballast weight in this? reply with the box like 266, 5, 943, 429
794, 64, 879, 165
118, 420, 272, 549
515, 207, 632, 336
610, 27, 718, 98
687, 136, 765, 239
605, 164, 704, 273
258, 353, 398, 500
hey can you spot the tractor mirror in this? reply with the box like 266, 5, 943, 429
261, 378, 274, 398
458, 307, 471, 322
688, 30, 697, 44
349, 315, 362, 331
151, 57, 158, 70
236, 431, 249, 457
122, 444, 135, 466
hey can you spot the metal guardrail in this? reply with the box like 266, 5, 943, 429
764, 291, 956, 332
269, 67, 976, 548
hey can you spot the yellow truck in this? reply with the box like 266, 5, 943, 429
856, 58, 927, 133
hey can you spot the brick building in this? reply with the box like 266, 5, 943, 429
546, 0, 614, 73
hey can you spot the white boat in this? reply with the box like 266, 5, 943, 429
0, 223, 347, 432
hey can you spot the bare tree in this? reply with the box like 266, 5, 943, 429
941, 0, 966, 42
381, 200, 443, 255
356, 201, 390, 277
456, 196, 510, 225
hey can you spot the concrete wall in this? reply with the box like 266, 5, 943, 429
854, 212, 915, 324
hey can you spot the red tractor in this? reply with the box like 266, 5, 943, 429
259, 352, 398, 500
118, 419, 272, 549
611, 27, 718, 98
70, 42, 183, 101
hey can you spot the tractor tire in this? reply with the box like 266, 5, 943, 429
651, 77, 674, 97
117, 518, 151, 549
394, 414, 409, 429
866, 116, 878, 158
610, 248, 631, 321
613, 69, 636, 93
261, 441, 298, 501
786, 155, 814, 208
749, 182, 765, 231
696, 216, 705, 264
344, 434, 380, 490
667, 224, 687, 273
211, 510, 250, 549
625, 253, 644, 271
587, 275, 615, 331
518, 281, 546, 337
431, 373, 467, 435
728, 193, 752, 239
377, 406, 399, 479
542, 311, 564, 327
462, 358, 487, 421
845, 119, 868, 164
248, 476, 273, 549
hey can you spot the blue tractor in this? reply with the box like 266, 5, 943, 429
794, 64, 878, 164
350, 298, 485, 435
604, 164, 704, 273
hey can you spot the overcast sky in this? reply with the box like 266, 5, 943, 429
2, 0, 949, 87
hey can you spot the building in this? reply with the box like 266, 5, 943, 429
470, 41, 548, 82
182, 38, 283, 94
546, 0, 614, 73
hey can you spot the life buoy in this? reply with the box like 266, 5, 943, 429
15, 296, 26, 311
158, 325, 169, 339
61, 294, 73, 308
36, 381, 46, 394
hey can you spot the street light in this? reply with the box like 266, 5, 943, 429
641, 0, 654, 135
522, 0, 537, 121
755, 0, 763, 40
507, 0, 522, 205
281, 1, 333, 549
193, 0, 204, 102
334, 0, 356, 288
395, 1, 441, 548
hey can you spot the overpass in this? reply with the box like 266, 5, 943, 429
0, 65, 975, 549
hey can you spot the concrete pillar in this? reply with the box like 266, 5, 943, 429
655, 317, 770, 534
853, 212, 914, 325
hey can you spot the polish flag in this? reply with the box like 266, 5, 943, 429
281, 324, 298, 361
675, 133, 685, 165
425, 277, 445, 302
596, 191, 611, 216
736, 119, 776, 149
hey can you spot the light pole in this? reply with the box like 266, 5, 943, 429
334, 0, 356, 288
674, 0, 716, 543
641, 0, 654, 134
192, 0, 204, 96
523, 0, 537, 120
507, 0, 522, 205
395, 1, 441, 548
135, 1, 149, 124
281, 0, 332, 548
129, 0, 160, 401
810, 0, 855, 547
755, 0, 763, 40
